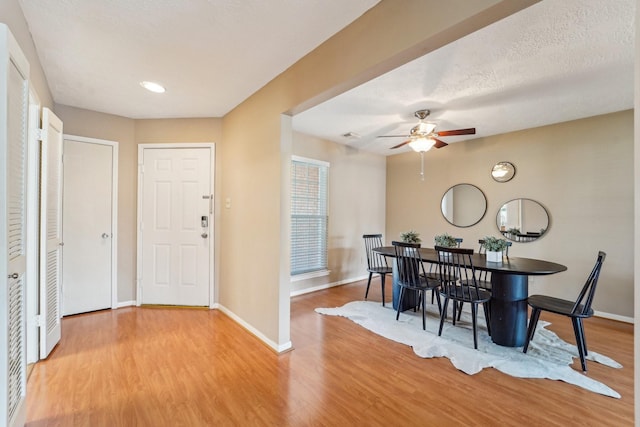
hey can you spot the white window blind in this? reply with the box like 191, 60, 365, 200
291, 156, 329, 276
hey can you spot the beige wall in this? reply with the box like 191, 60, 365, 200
386, 110, 634, 318
54, 105, 223, 302
291, 132, 386, 294
220, 0, 536, 349
5, 0, 539, 350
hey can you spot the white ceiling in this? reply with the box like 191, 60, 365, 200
18, 0, 635, 146
293, 0, 635, 155
18, 0, 380, 118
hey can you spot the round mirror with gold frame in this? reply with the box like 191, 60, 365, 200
491, 161, 516, 182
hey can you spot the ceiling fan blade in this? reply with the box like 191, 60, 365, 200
433, 138, 448, 149
390, 140, 411, 149
436, 128, 476, 137
377, 134, 411, 138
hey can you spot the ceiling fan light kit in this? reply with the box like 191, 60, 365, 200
379, 108, 476, 151
408, 137, 435, 152
377, 108, 477, 180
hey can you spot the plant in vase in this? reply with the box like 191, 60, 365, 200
483, 236, 508, 262
400, 230, 421, 244
506, 227, 520, 237
434, 233, 458, 248
434, 233, 458, 258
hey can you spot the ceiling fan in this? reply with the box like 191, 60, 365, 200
378, 109, 476, 152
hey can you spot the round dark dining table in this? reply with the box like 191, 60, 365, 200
373, 246, 567, 347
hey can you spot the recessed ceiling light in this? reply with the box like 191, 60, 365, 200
140, 81, 166, 93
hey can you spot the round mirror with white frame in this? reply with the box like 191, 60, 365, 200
497, 198, 549, 242
491, 161, 516, 182
440, 183, 487, 228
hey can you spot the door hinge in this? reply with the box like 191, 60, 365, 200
35, 314, 46, 328
36, 128, 43, 142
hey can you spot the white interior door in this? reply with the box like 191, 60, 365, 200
39, 107, 63, 359
139, 147, 212, 306
1, 23, 29, 427
62, 138, 114, 315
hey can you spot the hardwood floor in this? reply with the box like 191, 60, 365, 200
26, 279, 633, 426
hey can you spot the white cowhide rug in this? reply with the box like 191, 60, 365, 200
315, 301, 622, 398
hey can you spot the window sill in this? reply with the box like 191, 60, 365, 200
291, 270, 330, 282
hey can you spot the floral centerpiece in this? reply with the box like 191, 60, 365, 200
434, 233, 458, 248
483, 235, 508, 262
400, 230, 421, 244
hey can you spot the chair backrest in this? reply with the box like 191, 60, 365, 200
572, 251, 606, 315
392, 241, 423, 287
427, 238, 462, 274
363, 234, 388, 269
435, 246, 483, 299
478, 239, 512, 257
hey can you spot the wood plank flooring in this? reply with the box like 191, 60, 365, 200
26, 279, 633, 426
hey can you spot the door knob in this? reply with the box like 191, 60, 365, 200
7, 273, 18, 279
201, 233, 208, 239
102, 233, 110, 239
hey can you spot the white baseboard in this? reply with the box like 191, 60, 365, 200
116, 300, 136, 308
290, 274, 369, 297
594, 310, 633, 324
215, 304, 293, 353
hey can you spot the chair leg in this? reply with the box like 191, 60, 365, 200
438, 298, 449, 336
579, 318, 588, 357
483, 302, 491, 336
396, 287, 405, 321
457, 302, 463, 321
572, 317, 588, 372
452, 298, 457, 326
421, 290, 426, 330
434, 290, 442, 315
365, 272, 373, 300
523, 308, 541, 353
380, 274, 386, 307
471, 303, 478, 349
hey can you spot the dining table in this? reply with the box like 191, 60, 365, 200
373, 246, 567, 347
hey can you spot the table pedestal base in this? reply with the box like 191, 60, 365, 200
391, 259, 418, 311
490, 274, 528, 347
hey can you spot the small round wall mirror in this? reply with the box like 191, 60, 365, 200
441, 183, 487, 228
491, 161, 516, 182
497, 198, 549, 242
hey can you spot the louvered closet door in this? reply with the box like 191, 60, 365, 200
39, 108, 63, 359
1, 24, 30, 427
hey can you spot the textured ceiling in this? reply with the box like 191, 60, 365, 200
293, 0, 635, 155
18, 0, 380, 118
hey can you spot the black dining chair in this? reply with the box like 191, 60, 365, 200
392, 241, 441, 330
362, 234, 393, 306
523, 251, 606, 372
426, 237, 463, 291
435, 245, 491, 349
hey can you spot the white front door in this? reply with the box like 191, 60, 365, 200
39, 107, 63, 359
139, 146, 213, 306
62, 137, 115, 315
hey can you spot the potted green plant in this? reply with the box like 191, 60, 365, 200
400, 230, 421, 244
483, 236, 508, 262
434, 233, 458, 248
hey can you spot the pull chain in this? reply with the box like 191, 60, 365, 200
420, 151, 425, 181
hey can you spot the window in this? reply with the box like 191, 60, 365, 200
290, 156, 329, 276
